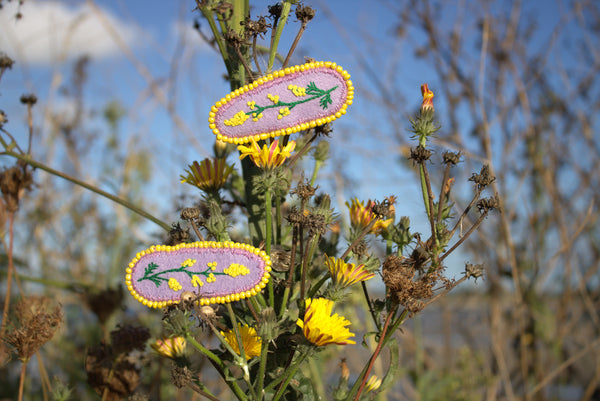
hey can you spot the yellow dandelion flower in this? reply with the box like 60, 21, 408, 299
180, 158, 234, 192
365, 375, 382, 392
297, 298, 355, 346
237, 139, 296, 169
151, 336, 186, 359
221, 323, 262, 360
326, 255, 375, 289
346, 198, 393, 234
168, 278, 182, 291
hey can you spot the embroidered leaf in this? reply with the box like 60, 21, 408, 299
305, 81, 321, 96
320, 93, 332, 109
145, 262, 159, 276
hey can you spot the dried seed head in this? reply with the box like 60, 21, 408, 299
270, 245, 291, 272
315, 122, 333, 136
20, 93, 37, 105
224, 28, 245, 46
180, 207, 201, 221
171, 363, 194, 388
0, 109, 7, 127
165, 223, 191, 246
85, 287, 124, 325
110, 324, 150, 355
3, 296, 63, 362
197, 305, 218, 329
86, 344, 140, 399
0, 163, 34, 213
295, 4, 315, 23
268, 3, 283, 20
465, 262, 484, 280
409, 145, 432, 164
305, 211, 327, 236
443, 151, 461, 165
292, 178, 317, 201
0, 53, 15, 70
469, 164, 496, 190
477, 194, 500, 213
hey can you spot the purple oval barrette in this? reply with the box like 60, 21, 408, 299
125, 241, 271, 308
208, 61, 354, 144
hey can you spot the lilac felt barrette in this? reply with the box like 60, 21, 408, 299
125, 241, 271, 308
209, 61, 354, 144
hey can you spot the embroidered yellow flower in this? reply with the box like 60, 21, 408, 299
168, 278, 182, 291
277, 107, 291, 119
288, 84, 306, 97
224, 263, 250, 277
206, 273, 216, 283
180, 158, 234, 192
238, 139, 296, 169
346, 198, 393, 234
207, 261, 217, 270
191, 275, 204, 287
267, 93, 279, 104
251, 112, 263, 122
151, 336, 186, 359
181, 258, 196, 268
297, 298, 356, 346
224, 110, 250, 126
221, 323, 262, 360
326, 255, 375, 289
247, 100, 256, 109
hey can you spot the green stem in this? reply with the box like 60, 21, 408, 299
189, 332, 248, 401
2, 151, 170, 231
265, 189, 275, 307
255, 328, 270, 401
197, 4, 229, 67
310, 160, 322, 187
267, 1, 293, 73
419, 163, 430, 217
267, 351, 310, 398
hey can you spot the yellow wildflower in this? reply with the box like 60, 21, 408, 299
221, 324, 262, 360
297, 298, 355, 346
237, 139, 296, 169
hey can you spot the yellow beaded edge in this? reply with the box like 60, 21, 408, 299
208, 61, 354, 144
125, 241, 272, 309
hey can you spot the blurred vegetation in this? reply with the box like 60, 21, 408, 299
0, 0, 599, 400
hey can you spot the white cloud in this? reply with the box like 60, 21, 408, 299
170, 19, 213, 53
0, 1, 140, 65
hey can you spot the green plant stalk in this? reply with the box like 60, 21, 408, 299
265, 190, 274, 307
226, 303, 248, 362
308, 358, 325, 399
0, 271, 93, 292
347, 307, 408, 401
267, 1, 293, 73
268, 351, 310, 400
255, 330, 270, 401
187, 335, 248, 401
197, 4, 229, 68
310, 159, 322, 187
3, 150, 170, 231
419, 163, 431, 217
275, 195, 282, 245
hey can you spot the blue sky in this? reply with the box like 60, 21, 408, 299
1, 0, 568, 279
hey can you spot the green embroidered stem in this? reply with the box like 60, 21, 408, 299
244, 83, 338, 120
137, 261, 229, 288
1, 150, 170, 232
